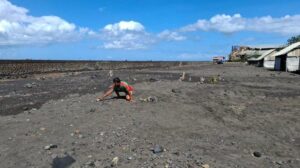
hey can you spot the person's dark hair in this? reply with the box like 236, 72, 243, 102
113, 77, 121, 83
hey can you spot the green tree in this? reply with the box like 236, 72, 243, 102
287, 35, 300, 45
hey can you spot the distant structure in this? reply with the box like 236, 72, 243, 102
229, 45, 283, 65
273, 42, 300, 72
229, 46, 250, 62
212, 56, 225, 64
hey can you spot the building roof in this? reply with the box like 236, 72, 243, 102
247, 45, 284, 50
247, 49, 275, 61
273, 42, 300, 57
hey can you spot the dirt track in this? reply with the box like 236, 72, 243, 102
0, 63, 300, 168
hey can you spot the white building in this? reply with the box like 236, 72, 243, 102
273, 42, 300, 72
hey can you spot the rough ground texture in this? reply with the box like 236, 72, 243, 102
0, 63, 300, 168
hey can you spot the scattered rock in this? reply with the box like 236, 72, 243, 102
149, 78, 158, 82
171, 89, 181, 93
140, 96, 158, 103
147, 96, 158, 102
208, 76, 218, 84
21, 74, 27, 78
52, 154, 76, 168
108, 70, 113, 78
44, 144, 58, 150
85, 160, 95, 167
179, 72, 186, 81
24, 83, 33, 88
40, 76, 46, 80
129, 77, 137, 81
253, 151, 262, 158
40, 127, 46, 131
23, 106, 29, 111
89, 108, 96, 113
127, 156, 133, 160
94, 161, 101, 167
200, 77, 205, 84
152, 145, 164, 154
111, 157, 119, 167
202, 164, 210, 168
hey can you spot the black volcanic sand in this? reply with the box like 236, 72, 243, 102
0, 63, 300, 168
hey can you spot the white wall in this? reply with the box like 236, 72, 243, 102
263, 60, 275, 70
287, 56, 300, 72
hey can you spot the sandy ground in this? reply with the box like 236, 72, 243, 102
0, 63, 300, 168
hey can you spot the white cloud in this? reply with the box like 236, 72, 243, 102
158, 30, 186, 41
101, 20, 154, 50
0, 0, 83, 46
180, 14, 300, 35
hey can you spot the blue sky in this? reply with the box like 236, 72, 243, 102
0, 0, 300, 61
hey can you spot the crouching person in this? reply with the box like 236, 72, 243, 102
97, 77, 134, 101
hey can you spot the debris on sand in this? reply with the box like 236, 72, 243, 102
200, 77, 205, 84
179, 72, 186, 81
202, 164, 210, 168
24, 83, 33, 88
253, 151, 262, 158
151, 145, 164, 154
140, 96, 158, 103
24, 82, 38, 88
52, 154, 76, 168
108, 70, 113, 78
209, 76, 218, 84
129, 76, 137, 82
111, 157, 119, 167
44, 144, 58, 150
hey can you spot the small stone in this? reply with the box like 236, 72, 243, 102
90, 108, 96, 113
88, 155, 93, 158
253, 151, 262, 157
40, 127, 46, 131
52, 154, 76, 168
78, 134, 83, 138
202, 164, 209, 168
21, 74, 28, 78
94, 161, 101, 167
111, 157, 119, 167
171, 89, 181, 93
70, 133, 75, 137
149, 78, 158, 82
108, 70, 113, 77
44, 144, 58, 150
200, 77, 205, 84
26, 119, 30, 122
152, 145, 164, 154
24, 83, 33, 88
23, 106, 29, 111
85, 161, 95, 166
147, 96, 158, 103
179, 72, 186, 81
127, 156, 133, 160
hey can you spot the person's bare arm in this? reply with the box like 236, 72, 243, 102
97, 84, 114, 101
